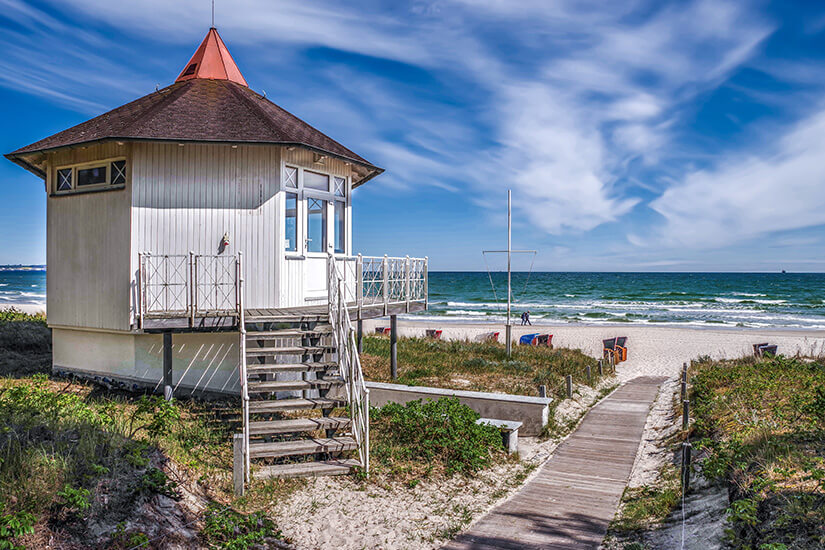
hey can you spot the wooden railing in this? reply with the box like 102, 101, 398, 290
334, 254, 428, 317
137, 252, 239, 328
328, 254, 370, 473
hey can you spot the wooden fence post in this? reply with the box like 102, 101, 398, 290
598, 359, 603, 376
683, 400, 690, 430
566, 375, 573, 398
233, 433, 245, 497
681, 441, 692, 493
586, 365, 592, 384
538, 385, 547, 398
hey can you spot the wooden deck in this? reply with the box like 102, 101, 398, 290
444, 376, 667, 550
140, 301, 426, 332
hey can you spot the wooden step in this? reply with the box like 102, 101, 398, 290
246, 346, 335, 357
246, 362, 337, 374
245, 327, 332, 339
247, 315, 326, 324
249, 398, 343, 413
248, 416, 351, 435
247, 378, 343, 393
254, 459, 360, 479
249, 436, 357, 459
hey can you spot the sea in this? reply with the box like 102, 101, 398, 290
420, 272, 825, 331
0, 268, 46, 308
2, 269, 824, 330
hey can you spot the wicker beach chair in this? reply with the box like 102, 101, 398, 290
603, 338, 617, 362
425, 329, 443, 339
615, 336, 628, 362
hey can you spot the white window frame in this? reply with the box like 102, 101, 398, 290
53, 157, 127, 195
282, 163, 350, 258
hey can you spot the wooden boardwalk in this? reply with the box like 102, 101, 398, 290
445, 376, 667, 550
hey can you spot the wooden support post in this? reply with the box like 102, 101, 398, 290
390, 314, 398, 381
598, 359, 603, 376
681, 442, 692, 493
683, 400, 690, 430
505, 325, 512, 357
566, 375, 573, 398
357, 319, 363, 354
538, 385, 547, 398
163, 331, 173, 401
586, 365, 592, 384
233, 433, 245, 497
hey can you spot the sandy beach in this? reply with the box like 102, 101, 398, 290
364, 318, 825, 382
0, 304, 45, 315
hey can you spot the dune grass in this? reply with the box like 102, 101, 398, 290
689, 354, 825, 549
361, 335, 605, 399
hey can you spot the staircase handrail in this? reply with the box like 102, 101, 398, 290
327, 254, 370, 473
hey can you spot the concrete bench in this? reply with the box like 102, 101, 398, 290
365, 381, 551, 435
477, 418, 522, 454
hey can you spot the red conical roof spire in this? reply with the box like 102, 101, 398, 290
176, 27, 248, 86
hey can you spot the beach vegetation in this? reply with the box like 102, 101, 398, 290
370, 397, 505, 480
362, 335, 606, 399
0, 309, 50, 377
690, 354, 825, 549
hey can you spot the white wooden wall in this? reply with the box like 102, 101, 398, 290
130, 143, 282, 316
46, 142, 132, 331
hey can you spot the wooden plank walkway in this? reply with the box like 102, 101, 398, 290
444, 376, 667, 550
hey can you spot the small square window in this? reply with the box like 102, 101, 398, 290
334, 176, 346, 197
284, 166, 298, 189
57, 168, 72, 191
77, 165, 107, 186
111, 160, 126, 185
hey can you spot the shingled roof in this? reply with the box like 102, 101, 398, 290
6, 28, 381, 183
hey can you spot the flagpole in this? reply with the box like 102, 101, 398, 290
506, 189, 512, 357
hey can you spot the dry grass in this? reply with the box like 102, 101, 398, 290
361, 335, 605, 399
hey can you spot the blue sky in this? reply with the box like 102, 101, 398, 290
2, 0, 825, 272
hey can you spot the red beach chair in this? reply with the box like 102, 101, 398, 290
376, 327, 391, 335
479, 331, 500, 343
425, 329, 443, 339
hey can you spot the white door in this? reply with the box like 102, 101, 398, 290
304, 196, 329, 302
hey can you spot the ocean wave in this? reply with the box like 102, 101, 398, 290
715, 297, 787, 305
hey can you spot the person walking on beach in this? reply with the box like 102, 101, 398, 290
521, 311, 531, 325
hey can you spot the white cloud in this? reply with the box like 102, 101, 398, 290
650, 107, 825, 248
3, 0, 789, 249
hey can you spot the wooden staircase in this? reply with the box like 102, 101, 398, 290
240, 314, 362, 479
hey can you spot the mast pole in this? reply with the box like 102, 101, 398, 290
506, 189, 512, 357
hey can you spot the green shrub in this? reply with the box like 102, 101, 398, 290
201, 504, 282, 550
56, 485, 91, 515
0, 503, 36, 550
126, 395, 181, 439
137, 468, 181, 500
370, 397, 503, 478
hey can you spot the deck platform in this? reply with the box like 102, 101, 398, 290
140, 301, 426, 332
444, 376, 667, 550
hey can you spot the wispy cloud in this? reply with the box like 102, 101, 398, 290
650, 106, 825, 248
6, 0, 825, 270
